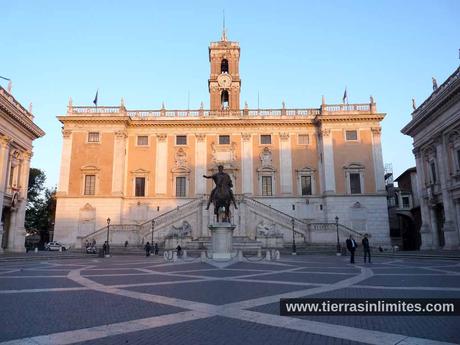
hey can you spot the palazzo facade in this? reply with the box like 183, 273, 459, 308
402, 67, 460, 249
0, 86, 45, 252
55, 33, 390, 249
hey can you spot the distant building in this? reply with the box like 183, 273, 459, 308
386, 167, 421, 250
402, 67, 460, 249
0, 86, 45, 252
54, 32, 391, 249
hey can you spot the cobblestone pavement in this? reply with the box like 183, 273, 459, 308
0, 254, 459, 344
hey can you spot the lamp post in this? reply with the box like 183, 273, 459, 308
335, 216, 341, 255
291, 218, 296, 255
151, 219, 155, 244
106, 217, 111, 256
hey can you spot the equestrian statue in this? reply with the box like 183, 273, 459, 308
203, 165, 238, 222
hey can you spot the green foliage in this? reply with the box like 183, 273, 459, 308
27, 168, 46, 205
25, 169, 56, 240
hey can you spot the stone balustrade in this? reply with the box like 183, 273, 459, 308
66, 103, 375, 119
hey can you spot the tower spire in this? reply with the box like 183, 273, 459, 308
221, 10, 227, 41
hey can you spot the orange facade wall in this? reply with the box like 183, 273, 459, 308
332, 129, 376, 194
291, 131, 319, 196
126, 133, 156, 196
68, 132, 114, 196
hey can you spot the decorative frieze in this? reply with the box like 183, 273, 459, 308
115, 130, 127, 139
157, 134, 168, 142
320, 128, 331, 137
279, 132, 290, 141
241, 133, 251, 141
62, 129, 72, 138
195, 133, 206, 142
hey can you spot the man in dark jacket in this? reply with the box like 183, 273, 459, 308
346, 235, 358, 264
362, 234, 371, 263
144, 242, 151, 257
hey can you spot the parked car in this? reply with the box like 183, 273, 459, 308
86, 245, 97, 254
45, 241, 68, 251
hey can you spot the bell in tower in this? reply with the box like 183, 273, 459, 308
208, 29, 241, 112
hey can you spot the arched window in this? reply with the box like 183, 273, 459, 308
221, 59, 229, 73
221, 90, 229, 109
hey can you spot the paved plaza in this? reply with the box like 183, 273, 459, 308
0, 254, 459, 345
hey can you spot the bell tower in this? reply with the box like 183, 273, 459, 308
208, 29, 241, 111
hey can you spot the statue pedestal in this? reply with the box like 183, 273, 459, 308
209, 223, 235, 260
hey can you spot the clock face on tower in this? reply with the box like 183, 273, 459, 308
217, 73, 232, 88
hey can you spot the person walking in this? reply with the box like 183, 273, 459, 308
144, 242, 151, 257
346, 235, 358, 264
362, 234, 371, 263
154, 243, 159, 255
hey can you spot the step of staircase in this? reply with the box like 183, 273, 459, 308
187, 236, 263, 250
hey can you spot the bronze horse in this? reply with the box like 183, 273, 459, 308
212, 175, 232, 223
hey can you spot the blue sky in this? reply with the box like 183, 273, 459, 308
1, 0, 459, 188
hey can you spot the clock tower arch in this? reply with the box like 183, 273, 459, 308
208, 30, 241, 111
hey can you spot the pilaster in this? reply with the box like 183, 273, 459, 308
435, 137, 459, 248
321, 129, 336, 194
415, 150, 433, 249
241, 133, 253, 195
7, 150, 32, 252
279, 132, 293, 194
0, 135, 12, 250
155, 134, 168, 195
195, 134, 207, 195
111, 130, 127, 196
57, 129, 73, 195
371, 127, 385, 192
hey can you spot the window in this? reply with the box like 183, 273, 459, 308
135, 177, 145, 197
88, 132, 100, 143
301, 176, 312, 196
350, 173, 361, 194
298, 134, 309, 145
219, 135, 230, 145
84, 175, 96, 195
221, 59, 229, 73
457, 150, 460, 171
262, 176, 272, 196
137, 136, 148, 146
176, 177, 186, 197
8, 166, 14, 187
261, 135, 272, 145
176, 135, 187, 145
345, 130, 358, 141
221, 90, 229, 109
430, 161, 437, 183
402, 196, 410, 208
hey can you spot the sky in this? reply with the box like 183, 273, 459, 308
1, 0, 459, 189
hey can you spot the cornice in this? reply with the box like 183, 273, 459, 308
0, 92, 45, 139
314, 113, 385, 123
402, 67, 460, 136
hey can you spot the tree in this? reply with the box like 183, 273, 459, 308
25, 169, 56, 246
27, 168, 46, 204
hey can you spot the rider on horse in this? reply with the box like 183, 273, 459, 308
203, 165, 238, 210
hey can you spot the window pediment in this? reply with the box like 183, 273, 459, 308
257, 166, 276, 173
171, 166, 191, 174
80, 203, 95, 211
81, 165, 100, 173
131, 168, 150, 176
343, 163, 365, 171
296, 166, 316, 174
